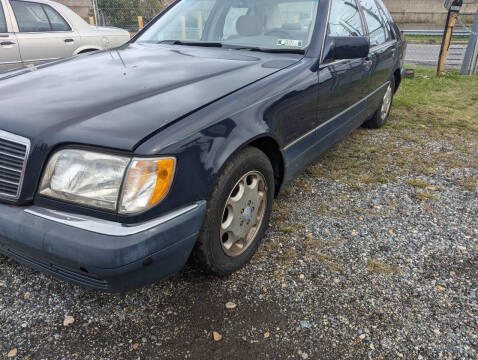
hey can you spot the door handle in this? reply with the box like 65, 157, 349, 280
363, 58, 373, 72
0, 41, 16, 46
64, 38, 74, 43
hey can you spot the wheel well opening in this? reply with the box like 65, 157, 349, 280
393, 68, 401, 93
249, 137, 284, 197
78, 48, 99, 54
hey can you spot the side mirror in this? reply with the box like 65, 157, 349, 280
323, 36, 370, 62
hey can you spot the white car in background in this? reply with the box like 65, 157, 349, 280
0, 0, 130, 71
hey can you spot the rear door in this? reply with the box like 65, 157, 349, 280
0, 0, 21, 71
357, 0, 395, 117
8, 0, 80, 64
317, 0, 370, 126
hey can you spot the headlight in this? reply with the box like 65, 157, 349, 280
39, 149, 175, 214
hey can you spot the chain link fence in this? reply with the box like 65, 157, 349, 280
93, 0, 171, 31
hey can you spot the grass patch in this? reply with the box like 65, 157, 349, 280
415, 190, 436, 201
307, 252, 344, 272
280, 225, 293, 233
405, 34, 469, 44
367, 259, 401, 275
458, 176, 477, 191
304, 68, 478, 185
405, 178, 428, 188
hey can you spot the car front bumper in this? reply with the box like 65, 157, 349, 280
0, 201, 206, 291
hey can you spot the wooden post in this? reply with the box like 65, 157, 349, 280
437, 0, 463, 75
437, 12, 458, 75
180, 16, 186, 40
89, 16, 95, 25
138, 16, 144, 30
197, 12, 203, 39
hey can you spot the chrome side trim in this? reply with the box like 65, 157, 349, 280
0, 60, 22, 65
370, 40, 397, 52
24, 203, 200, 237
0, 129, 30, 200
282, 81, 390, 150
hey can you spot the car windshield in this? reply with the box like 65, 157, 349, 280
136, 0, 319, 52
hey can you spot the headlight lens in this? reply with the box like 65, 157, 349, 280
39, 150, 130, 211
39, 149, 175, 213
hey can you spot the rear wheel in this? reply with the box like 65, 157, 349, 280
363, 77, 395, 129
193, 147, 274, 275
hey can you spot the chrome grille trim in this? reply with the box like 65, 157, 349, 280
0, 130, 30, 200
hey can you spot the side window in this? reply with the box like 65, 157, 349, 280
358, 0, 387, 46
10, 1, 70, 32
375, 1, 394, 40
11, 1, 50, 32
328, 0, 364, 37
0, 3, 7, 33
43, 5, 70, 31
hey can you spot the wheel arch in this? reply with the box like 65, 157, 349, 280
247, 136, 284, 197
213, 135, 285, 199
74, 46, 101, 55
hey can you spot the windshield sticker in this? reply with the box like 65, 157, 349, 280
276, 39, 303, 47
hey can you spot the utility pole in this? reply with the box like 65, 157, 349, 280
437, 0, 463, 75
91, 0, 100, 26
461, 10, 478, 75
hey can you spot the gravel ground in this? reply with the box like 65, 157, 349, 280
1, 75, 477, 359
1, 142, 476, 359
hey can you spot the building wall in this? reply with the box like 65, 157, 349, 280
56, 0, 91, 21
383, 0, 477, 24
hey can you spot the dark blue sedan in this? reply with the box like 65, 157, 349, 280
0, 0, 406, 291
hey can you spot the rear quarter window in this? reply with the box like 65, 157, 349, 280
358, 0, 389, 46
43, 5, 70, 31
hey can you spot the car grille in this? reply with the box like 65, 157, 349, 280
0, 130, 30, 200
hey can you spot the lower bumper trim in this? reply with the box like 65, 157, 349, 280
24, 203, 199, 236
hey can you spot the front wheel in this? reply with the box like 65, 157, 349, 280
363, 77, 395, 129
192, 147, 274, 275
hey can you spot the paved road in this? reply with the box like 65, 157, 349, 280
405, 43, 467, 69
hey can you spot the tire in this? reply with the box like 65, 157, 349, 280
192, 146, 274, 275
363, 77, 395, 129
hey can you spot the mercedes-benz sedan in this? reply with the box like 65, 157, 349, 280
0, 0, 406, 291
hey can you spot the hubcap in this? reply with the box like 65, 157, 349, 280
381, 84, 393, 120
220, 171, 267, 257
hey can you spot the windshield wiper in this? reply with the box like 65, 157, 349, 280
156, 41, 304, 54
225, 45, 305, 55
157, 40, 223, 47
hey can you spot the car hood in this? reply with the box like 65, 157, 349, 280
0, 43, 299, 151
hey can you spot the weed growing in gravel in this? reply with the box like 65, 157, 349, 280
415, 190, 436, 201
405, 178, 428, 188
367, 259, 402, 275
458, 176, 477, 191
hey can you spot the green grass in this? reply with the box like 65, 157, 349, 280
405, 34, 469, 44
304, 67, 478, 185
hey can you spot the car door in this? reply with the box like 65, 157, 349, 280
357, 0, 395, 118
8, 0, 79, 65
0, 0, 21, 71
317, 0, 371, 128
